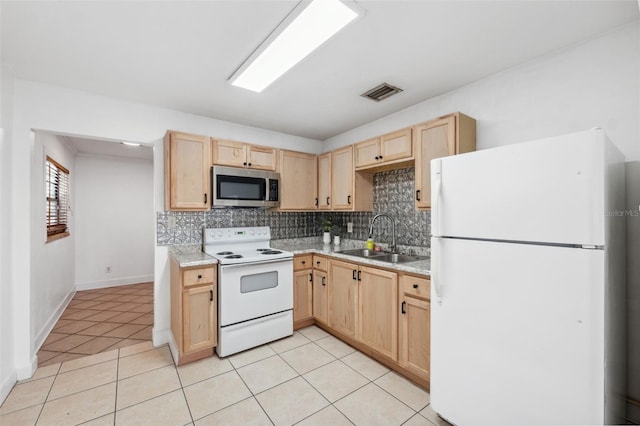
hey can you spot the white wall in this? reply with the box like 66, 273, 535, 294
0, 64, 16, 403
30, 132, 76, 357
325, 22, 640, 162
74, 154, 154, 290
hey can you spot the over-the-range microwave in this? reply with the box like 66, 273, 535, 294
211, 165, 279, 208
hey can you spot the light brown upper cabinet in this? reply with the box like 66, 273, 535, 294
317, 152, 332, 210
212, 138, 277, 171
279, 150, 318, 210
414, 112, 476, 209
331, 146, 373, 211
164, 130, 211, 211
355, 127, 413, 171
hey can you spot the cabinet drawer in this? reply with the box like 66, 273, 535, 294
401, 275, 430, 300
294, 255, 313, 271
313, 256, 328, 272
183, 267, 215, 287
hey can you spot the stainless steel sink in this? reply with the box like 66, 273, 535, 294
337, 248, 383, 258
373, 253, 428, 264
337, 249, 427, 264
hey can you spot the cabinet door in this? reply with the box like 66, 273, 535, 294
183, 285, 216, 353
294, 270, 313, 323
248, 145, 277, 171
358, 266, 398, 361
312, 270, 328, 323
317, 152, 332, 210
327, 260, 358, 338
414, 115, 456, 209
380, 128, 412, 163
165, 131, 210, 211
331, 146, 354, 210
212, 138, 247, 168
399, 295, 430, 381
354, 138, 380, 169
279, 150, 318, 210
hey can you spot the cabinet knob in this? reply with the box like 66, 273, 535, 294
248, 162, 252, 167
243, 162, 247, 166
413, 284, 419, 289
375, 156, 379, 160
379, 155, 383, 160
197, 274, 202, 279
301, 260, 306, 264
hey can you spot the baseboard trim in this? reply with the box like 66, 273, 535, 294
0, 370, 17, 406
76, 274, 154, 291
34, 288, 75, 353
153, 326, 171, 348
16, 355, 38, 381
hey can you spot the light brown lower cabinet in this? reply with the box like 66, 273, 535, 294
170, 258, 217, 365
327, 259, 359, 339
399, 274, 431, 381
309, 257, 430, 388
358, 266, 398, 361
293, 254, 314, 329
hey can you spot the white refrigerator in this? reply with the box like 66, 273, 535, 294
430, 129, 626, 425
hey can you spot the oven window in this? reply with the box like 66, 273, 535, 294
218, 175, 265, 201
240, 271, 278, 293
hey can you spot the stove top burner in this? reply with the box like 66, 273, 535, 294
217, 251, 234, 255
261, 250, 282, 255
225, 254, 243, 259
256, 248, 269, 252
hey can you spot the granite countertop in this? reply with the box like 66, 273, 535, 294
169, 245, 217, 268
271, 237, 430, 276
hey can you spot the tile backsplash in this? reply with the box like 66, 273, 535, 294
156, 167, 430, 247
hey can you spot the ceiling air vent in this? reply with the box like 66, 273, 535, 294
361, 82, 403, 102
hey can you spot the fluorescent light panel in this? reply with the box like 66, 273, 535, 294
230, 0, 359, 92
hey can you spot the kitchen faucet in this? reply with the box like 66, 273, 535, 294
368, 213, 397, 253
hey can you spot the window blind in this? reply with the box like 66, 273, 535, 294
46, 156, 69, 237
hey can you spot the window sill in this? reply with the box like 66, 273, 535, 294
47, 232, 70, 243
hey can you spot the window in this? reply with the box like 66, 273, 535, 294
46, 156, 70, 241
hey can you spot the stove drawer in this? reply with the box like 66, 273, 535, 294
183, 267, 216, 287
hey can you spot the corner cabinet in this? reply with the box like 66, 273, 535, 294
170, 258, 217, 365
414, 112, 476, 209
279, 150, 318, 211
331, 146, 373, 211
312, 256, 328, 323
293, 254, 314, 329
212, 138, 277, 171
164, 131, 211, 211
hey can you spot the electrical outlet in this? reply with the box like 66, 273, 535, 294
347, 222, 353, 233
168, 216, 176, 229
105, 266, 112, 273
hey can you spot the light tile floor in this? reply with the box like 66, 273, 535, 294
37, 282, 154, 367
0, 326, 450, 426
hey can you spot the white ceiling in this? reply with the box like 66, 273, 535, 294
2, 1, 638, 141
65, 136, 154, 161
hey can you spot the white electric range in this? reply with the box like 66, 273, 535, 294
203, 226, 293, 357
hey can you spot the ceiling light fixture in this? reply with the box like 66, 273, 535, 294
121, 142, 142, 147
229, 0, 361, 93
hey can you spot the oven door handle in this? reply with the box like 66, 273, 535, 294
219, 258, 293, 269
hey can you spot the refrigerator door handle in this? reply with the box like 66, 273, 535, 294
432, 237, 442, 303
431, 158, 442, 236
